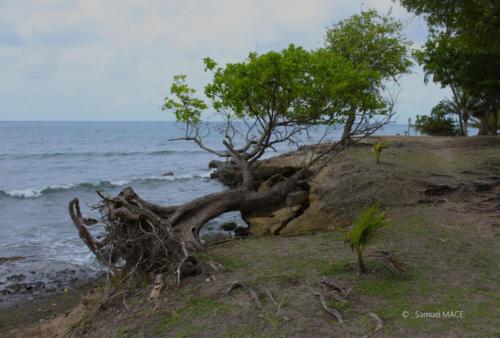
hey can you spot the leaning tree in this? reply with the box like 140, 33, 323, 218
324, 10, 413, 142
69, 35, 408, 285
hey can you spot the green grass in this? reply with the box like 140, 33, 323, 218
116, 325, 129, 338
319, 259, 352, 276
195, 251, 248, 272
154, 297, 234, 337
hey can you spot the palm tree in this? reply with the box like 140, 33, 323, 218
471, 97, 500, 136
422, 71, 482, 136
444, 86, 481, 136
345, 205, 391, 275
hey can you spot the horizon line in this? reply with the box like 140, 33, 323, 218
0, 120, 408, 124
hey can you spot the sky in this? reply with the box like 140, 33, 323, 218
0, 0, 450, 122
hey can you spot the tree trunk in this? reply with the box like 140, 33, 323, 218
478, 110, 491, 135
69, 170, 307, 275
457, 111, 465, 136
450, 85, 465, 136
357, 250, 366, 275
492, 107, 498, 136
341, 110, 356, 144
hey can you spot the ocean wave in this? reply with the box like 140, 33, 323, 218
0, 149, 208, 160
0, 172, 213, 199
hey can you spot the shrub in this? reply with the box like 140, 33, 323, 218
415, 102, 460, 136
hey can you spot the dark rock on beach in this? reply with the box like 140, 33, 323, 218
0, 258, 101, 309
0, 256, 25, 265
220, 222, 237, 231
208, 160, 228, 169
234, 226, 249, 237
210, 160, 299, 188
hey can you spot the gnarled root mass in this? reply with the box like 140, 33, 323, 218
69, 167, 307, 286
69, 187, 202, 282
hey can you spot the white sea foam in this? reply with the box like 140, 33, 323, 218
1, 172, 213, 199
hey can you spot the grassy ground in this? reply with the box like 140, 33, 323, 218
6, 136, 500, 338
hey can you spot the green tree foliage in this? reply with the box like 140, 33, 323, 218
163, 75, 207, 124
415, 102, 460, 136
345, 204, 391, 275
400, 0, 500, 134
163, 40, 402, 152
202, 46, 360, 124
324, 10, 413, 140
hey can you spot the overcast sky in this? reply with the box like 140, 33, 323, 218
0, 0, 450, 122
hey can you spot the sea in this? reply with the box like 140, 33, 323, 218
0, 121, 414, 299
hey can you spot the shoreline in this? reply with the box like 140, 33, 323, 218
0, 257, 101, 310
0, 279, 98, 336
2, 136, 499, 337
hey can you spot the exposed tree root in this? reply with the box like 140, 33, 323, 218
221, 281, 262, 308
361, 312, 384, 338
312, 291, 344, 323
149, 274, 164, 300
319, 277, 352, 301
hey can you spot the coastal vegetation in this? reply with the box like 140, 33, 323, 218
415, 102, 461, 136
8, 136, 499, 337
344, 204, 394, 275
401, 0, 500, 135
5, 2, 499, 337
68, 10, 412, 288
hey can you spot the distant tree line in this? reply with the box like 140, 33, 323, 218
401, 0, 500, 136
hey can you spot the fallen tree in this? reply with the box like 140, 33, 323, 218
69, 36, 409, 285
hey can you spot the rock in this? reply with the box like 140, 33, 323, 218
423, 183, 457, 196
210, 160, 300, 188
0, 259, 100, 307
7, 274, 25, 282
201, 232, 231, 244
280, 203, 330, 235
279, 190, 331, 235
247, 217, 273, 236
210, 165, 241, 187
247, 205, 302, 236
258, 174, 286, 192
0, 256, 25, 265
286, 191, 308, 207
271, 205, 302, 224
473, 180, 493, 192
220, 222, 237, 231
234, 226, 249, 237
162, 171, 174, 176
208, 160, 226, 169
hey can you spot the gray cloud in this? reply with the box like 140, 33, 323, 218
0, 0, 448, 121
0, 22, 24, 45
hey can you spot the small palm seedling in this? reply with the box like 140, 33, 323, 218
345, 204, 390, 275
372, 142, 388, 164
